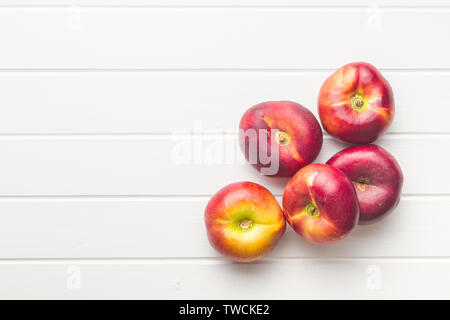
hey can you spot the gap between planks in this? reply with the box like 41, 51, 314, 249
0, 194, 446, 200
0, 132, 448, 139
1, 256, 450, 264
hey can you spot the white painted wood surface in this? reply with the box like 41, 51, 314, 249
0, 72, 448, 133
1, 259, 449, 300
1, 8, 450, 69
0, 1, 449, 299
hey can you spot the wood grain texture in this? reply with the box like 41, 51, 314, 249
0, 72, 448, 133
0, 8, 449, 69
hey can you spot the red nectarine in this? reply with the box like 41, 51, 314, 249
283, 164, 359, 244
239, 101, 323, 177
318, 62, 394, 144
327, 145, 403, 225
205, 182, 285, 262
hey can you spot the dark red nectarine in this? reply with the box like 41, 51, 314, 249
327, 144, 403, 225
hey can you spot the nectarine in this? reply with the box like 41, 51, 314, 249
205, 182, 285, 262
283, 164, 359, 244
327, 145, 403, 225
318, 62, 394, 144
239, 101, 323, 177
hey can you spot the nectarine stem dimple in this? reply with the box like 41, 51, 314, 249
238, 218, 253, 231
354, 177, 372, 191
306, 203, 320, 218
357, 177, 370, 185
351, 95, 365, 111
275, 131, 290, 146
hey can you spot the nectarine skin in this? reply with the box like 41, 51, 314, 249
327, 145, 403, 225
283, 164, 359, 244
239, 101, 323, 177
205, 182, 285, 262
318, 62, 394, 144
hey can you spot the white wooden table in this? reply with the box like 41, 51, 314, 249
0, 0, 449, 299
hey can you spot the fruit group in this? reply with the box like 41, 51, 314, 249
318, 62, 394, 144
327, 145, 403, 225
204, 182, 285, 262
283, 164, 359, 244
239, 101, 323, 177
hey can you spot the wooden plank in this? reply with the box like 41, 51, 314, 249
0, 9, 449, 69
0, 196, 447, 259
0, 1, 448, 7
0, 135, 445, 196
0, 259, 448, 299
0, 71, 447, 134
